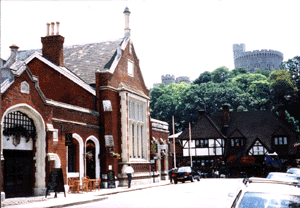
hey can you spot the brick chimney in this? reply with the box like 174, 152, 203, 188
41, 22, 64, 66
4, 44, 19, 68
278, 105, 286, 122
223, 105, 230, 127
198, 109, 206, 119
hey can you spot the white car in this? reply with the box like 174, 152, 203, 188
230, 177, 300, 208
287, 168, 300, 176
267, 172, 299, 185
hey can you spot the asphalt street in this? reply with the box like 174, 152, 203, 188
69, 179, 243, 208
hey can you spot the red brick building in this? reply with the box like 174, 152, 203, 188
1, 7, 169, 199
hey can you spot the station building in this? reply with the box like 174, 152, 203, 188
0, 7, 169, 199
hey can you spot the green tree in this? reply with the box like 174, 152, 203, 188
230, 67, 249, 77
193, 71, 211, 85
211, 66, 231, 83
232, 73, 267, 91
254, 68, 271, 77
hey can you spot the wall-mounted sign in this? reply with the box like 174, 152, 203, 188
103, 100, 112, 112
65, 133, 72, 146
158, 145, 168, 150
150, 143, 157, 154
105, 135, 114, 147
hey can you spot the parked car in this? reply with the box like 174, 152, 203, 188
266, 172, 299, 186
287, 167, 300, 176
171, 166, 200, 184
230, 177, 300, 208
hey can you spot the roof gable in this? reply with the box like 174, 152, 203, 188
25, 52, 96, 96
179, 115, 225, 140
228, 128, 246, 138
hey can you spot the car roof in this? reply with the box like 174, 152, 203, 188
243, 178, 300, 195
245, 183, 300, 195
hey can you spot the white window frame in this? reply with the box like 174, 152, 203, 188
128, 59, 134, 77
128, 96, 147, 161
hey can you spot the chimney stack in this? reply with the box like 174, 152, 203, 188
198, 110, 206, 119
4, 44, 19, 68
123, 7, 131, 37
41, 22, 64, 66
223, 104, 230, 127
278, 105, 286, 123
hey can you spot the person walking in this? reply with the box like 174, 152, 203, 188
124, 164, 134, 188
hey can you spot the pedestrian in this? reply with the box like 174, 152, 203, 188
168, 168, 176, 184
124, 164, 134, 188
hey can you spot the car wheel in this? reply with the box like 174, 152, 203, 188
174, 180, 178, 184
182, 180, 185, 183
191, 176, 194, 182
197, 177, 200, 181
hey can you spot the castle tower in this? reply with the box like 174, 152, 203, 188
161, 74, 175, 85
233, 43, 246, 59
123, 7, 131, 37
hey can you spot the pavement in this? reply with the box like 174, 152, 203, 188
2, 180, 171, 208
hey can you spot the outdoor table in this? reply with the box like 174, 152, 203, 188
88, 179, 98, 191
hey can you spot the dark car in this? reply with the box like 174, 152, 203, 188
171, 166, 200, 184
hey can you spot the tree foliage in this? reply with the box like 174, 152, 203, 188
150, 57, 300, 133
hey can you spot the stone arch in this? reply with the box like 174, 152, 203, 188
72, 133, 84, 183
1, 103, 46, 196
85, 135, 100, 179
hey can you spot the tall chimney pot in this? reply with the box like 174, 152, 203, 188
51, 22, 55, 35
123, 7, 131, 37
56, 22, 60, 35
46, 23, 50, 36
223, 104, 230, 127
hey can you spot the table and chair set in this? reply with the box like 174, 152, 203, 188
68, 176, 101, 193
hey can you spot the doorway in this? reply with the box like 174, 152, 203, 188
3, 150, 34, 198
86, 140, 96, 179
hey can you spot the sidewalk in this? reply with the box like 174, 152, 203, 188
2, 180, 171, 208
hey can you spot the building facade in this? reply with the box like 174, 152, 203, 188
1, 7, 169, 199
177, 105, 300, 176
233, 43, 283, 73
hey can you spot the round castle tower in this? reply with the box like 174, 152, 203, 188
161, 74, 175, 85
233, 44, 283, 73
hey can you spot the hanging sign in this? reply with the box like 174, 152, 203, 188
105, 135, 114, 147
65, 133, 72, 146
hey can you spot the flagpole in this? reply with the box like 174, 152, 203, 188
189, 122, 192, 167
172, 116, 176, 168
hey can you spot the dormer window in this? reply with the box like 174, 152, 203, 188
128, 59, 134, 77
274, 136, 288, 145
231, 138, 244, 147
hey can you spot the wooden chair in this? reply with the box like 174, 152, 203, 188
93, 178, 101, 191
68, 178, 77, 193
81, 178, 89, 193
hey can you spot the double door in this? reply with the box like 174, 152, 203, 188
3, 150, 34, 198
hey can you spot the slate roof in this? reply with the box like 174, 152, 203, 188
11, 38, 124, 85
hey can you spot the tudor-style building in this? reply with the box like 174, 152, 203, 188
1, 7, 169, 199
177, 105, 300, 176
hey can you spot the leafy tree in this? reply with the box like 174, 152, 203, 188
232, 73, 267, 91
281, 56, 300, 89
254, 68, 271, 77
211, 66, 231, 83
193, 71, 211, 85
230, 67, 249, 77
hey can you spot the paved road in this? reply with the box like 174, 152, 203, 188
69, 179, 243, 208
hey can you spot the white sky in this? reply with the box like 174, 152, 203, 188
1, 0, 299, 88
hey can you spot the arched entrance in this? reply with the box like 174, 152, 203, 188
2, 111, 36, 197
86, 140, 96, 179
1, 104, 46, 197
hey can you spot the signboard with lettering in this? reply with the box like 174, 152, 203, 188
150, 143, 157, 154
105, 135, 114, 147
46, 168, 66, 198
65, 133, 72, 146
158, 145, 168, 150
107, 171, 115, 188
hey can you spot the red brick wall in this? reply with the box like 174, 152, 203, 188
27, 58, 95, 110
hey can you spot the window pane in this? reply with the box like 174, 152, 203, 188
274, 137, 278, 145
284, 137, 287, 145
279, 137, 283, 145
231, 139, 234, 147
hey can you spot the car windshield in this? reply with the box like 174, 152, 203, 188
177, 167, 190, 172
267, 173, 297, 182
238, 192, 300, 208
288, 169, 300, 175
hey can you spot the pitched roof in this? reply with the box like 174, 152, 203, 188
13, 38, 124, 85
178, 109, 298, 155
178, 114, 225, 140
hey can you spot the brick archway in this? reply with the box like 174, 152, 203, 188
1, 103, 46, 196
